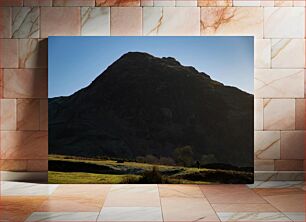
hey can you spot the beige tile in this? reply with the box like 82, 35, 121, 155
264, 7, 305, 38
176, 0, 197, 6
200, 7, 263, 38
0, 0, 23, 6
233, 0, 260, 6
103, 184, 160, 207
272, 39, 305, 68
52, 184, 111, 198
295, 99, 304, 130
17, 99, 40, 130
198, 0, 232, 6
0, 131, 48, 159
0, 7, 11, 38
41, 7, 80, 38
255, 188, 305, 212
53, 0, 95, 6
98, 207, 163, 221
159, 184, 204, 198
254, 160, 274, 171
263, 99, 295, 130
19, 39, 48, 68
274, 0, 293, 6
143, 7, 200, 36
255, 99, 263, 130
255, 131, 280, 160
81, 7, 110, 36
141, 0, 153, 6
260, 0, 274, 6
110, 7, 142, 36
255, 39, 271, 68
161, 197, 219, 221
96, 0, 140, 6
40, 99, 48, 130
217, 212, 291, 221
0, 159, 27, 171
275, 160, 304, 171
24, 0, 52, 6
255, 69, 304, 98
212, 203, 278, 212
200, 185, 266, 204
12, 7, 39, 38
0, 69, 3, 98
0, 39, 18, 68
153, 0, 175, 6
3, 69, 48, 99
293, 0, 305, 6
0, 99, 16, 130
280, 131, 304, 160
27, 159, 48, 171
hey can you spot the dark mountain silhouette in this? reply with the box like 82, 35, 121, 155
49, 52, 254, 167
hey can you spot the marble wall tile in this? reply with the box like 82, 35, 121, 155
0, 159, 27, 171
3, 69, 48, 99
98, 207, 162, 221
96, 0, 140, 6
143, 7, 200, 36
41, 7, 80, 38
39, 99, 48, 130
274, 0, 293, 6
81, 7, 110, 36
19, 39, 48, 68
24, 0, 52, 6
255, 39, 271, 68
233, 0, 260, 6
0, 99, 16, 131
263, 99, 295, 130
0, 69, 3, 98
255, 99, 263, 130
176, 0, 197, 6
0, 0, 22, 6
280, 131, 304, 159
26, 212, 99, 222
217, 212, 291, 222
255, 69, 304, 98
198, 0, 232, 6
0, 39, 18, 68
275, 160, 304, 171
295, 99, 304, 130
0, 131, 48, 159
27, 160, 48, 171
141, 0, 154, 6
12, 7, 39, 38
255, 160, 275, 171
260, 0, 274, 6
272, 39, 305, 68
200, 7, 263, 38
0, 7, 11, 38
161, 197, 219, 221
255, 131, 280, 160
293, 0, 305, 6
17, 99, 40, 130
110, 7, 142, 36
154, 0, 176, 6
264, 7, 305, 38
53, 0, 95, 6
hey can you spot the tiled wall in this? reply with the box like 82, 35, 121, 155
0, 0, 305, 181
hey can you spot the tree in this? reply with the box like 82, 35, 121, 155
173, 145, 194, 167
160, 157, 175, 166
145, 154, 159, 164
200, 154, 217, 165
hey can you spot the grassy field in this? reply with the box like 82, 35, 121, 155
48, 155, 253, 184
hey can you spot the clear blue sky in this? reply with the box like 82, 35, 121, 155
48, 36, 253, 98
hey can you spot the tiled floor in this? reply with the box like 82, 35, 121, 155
0, 181, 305, 222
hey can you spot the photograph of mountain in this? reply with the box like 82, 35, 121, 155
48, 36, 254, 184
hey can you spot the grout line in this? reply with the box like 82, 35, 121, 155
157, 184, 165, 222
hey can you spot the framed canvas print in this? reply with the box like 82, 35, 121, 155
48, 36, 254, 184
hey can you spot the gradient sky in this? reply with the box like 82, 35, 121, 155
48, 36, 254, 98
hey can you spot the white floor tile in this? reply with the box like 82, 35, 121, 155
217, 212, 291, 221
25, 212, 99, 221
1, 181, 58, 196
